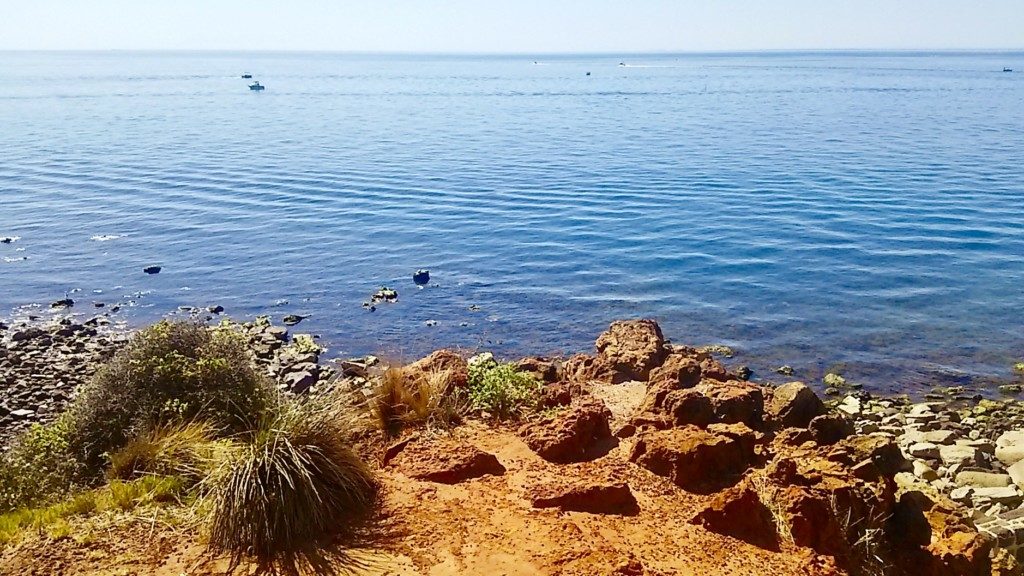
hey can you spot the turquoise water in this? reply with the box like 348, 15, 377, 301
1, 51, 1022, 393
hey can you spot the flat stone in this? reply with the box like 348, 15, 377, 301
972, 486, 1022, 507
10, 408, 35, 418
949, 486, 974, 503
913, 460, 939, 482
996, 445, 1024, 467
955, 471, 1012, 489
908, 442, 940, 459
1007, 460, 1024, 489
939, 444, 981, 468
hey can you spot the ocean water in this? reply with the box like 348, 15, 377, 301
1, 51, 1022, 394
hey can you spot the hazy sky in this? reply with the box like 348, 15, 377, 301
2, 0, 1022, 52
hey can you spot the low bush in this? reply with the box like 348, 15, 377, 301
0, 416, 82, 513
370, 366, 467, 436
207, 396, 377, 575
67, 320, 277, 477
467, 354, 541, 419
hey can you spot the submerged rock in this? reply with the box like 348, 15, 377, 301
281, 314, 308, 326
413, 269, 430, 285
50, 298, 74, 309
143, 266, 161, 274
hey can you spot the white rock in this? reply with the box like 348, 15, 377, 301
1007, 459, 1024, 489
939, 444, 980, 468
972, 486, 1022, 506
913, 460, 939, 482
908, 442, 940, 459
954, 471, 1012, 488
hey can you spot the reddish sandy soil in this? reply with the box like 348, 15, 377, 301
0, 381, 842, 576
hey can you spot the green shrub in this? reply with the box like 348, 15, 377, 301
67, 320, 277, 478
207, 396, 377, 575
0, 416, 82, 513
467, 354, 541, 419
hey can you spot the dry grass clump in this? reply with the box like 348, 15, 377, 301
207, 395, 377, 576
748, 471, 793, 547
107, 422, 237, 486
370, 366, 467, 436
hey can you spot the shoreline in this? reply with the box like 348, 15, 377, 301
4, 315, 1024, 572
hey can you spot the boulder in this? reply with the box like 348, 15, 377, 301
838, 434, 908, 477
594, 319, 667, 381
562, 353, 616, 385
405, 349, 469, 392
690, 484, 780, 550
529, 472, 638, 515
519, 399, 613, 463
808, 413, 854, 445
515, 356, 560, 383
765, 382, 826, 429
698, 380, 764, 428
629, 424, 754, 492
996, 430, 1024, 466
647, 354, 702, 389
389, 439, 505, 484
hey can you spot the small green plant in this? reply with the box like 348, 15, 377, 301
207, 396, 377, 576
467, 354, 541, 419
0, 416, 82, 513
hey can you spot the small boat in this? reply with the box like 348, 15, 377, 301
249, 81, 265, 91
1004, 68, 1014, 73
241, 74, 253, 79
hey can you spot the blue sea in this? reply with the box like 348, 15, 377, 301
1, 51, 1022, 394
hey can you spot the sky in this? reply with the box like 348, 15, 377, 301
2, 0, 1022, 53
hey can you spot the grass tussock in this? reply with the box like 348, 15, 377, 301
370, 366, 468, 436
207, 395, 377, 576
107, 421, 237, 486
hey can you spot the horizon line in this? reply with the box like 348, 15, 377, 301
1, 47, 1023, 56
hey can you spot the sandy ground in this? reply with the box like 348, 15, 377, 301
0, 382, 841, 576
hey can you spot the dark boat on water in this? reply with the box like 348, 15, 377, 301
249, 81, 265, 91
1004, 68, 1014, 73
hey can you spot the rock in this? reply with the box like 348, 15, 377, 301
281, 314, 307, 326
537, 382, 574, 409
405, 349, 469, 392
208, 305, 225, 314
50, 298, 74, 309
972, 486, 1022, 507
283, 370, 317, 393
697, 380, 764, 427
1007, 459, 1024, 489
412, 269, 430, 285
562, 353, 616, 384
955, 471, 1012, 489
629, 424, 754, 492
823, 373, 846, 388
529, 474, 638, 515
519, 399, 613, 463
663, 389, 715, 428
143, 266, 161, 274
775, 365, 794, 376
909, 442, 941, 459
691, 485, 780, 550
840, 434, 908, 477
808, 413, 854, 445
10, 409, 35, 419
996, 430, 1024, 466
594, 319, 667, 381
914, 460, 940, 482
765, 381, 825, 429
515, 356, 560, 383
647, 354, 702, 389
390, 439, 505, 484
939, 444, 981, 468
370, 286, 398, 304
837, 395, 862, 416
735, 365, 752, 381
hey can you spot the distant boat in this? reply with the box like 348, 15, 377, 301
241, 74, 253, 79
1004, 68, 1014, 73
249, 81, 265, 91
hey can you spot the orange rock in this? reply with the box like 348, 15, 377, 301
389, 438, 505, 484
519, 398, 614, 463
629, 425, 753, 492
595, 319, 668, 381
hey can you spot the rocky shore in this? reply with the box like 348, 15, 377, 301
4, 313, 1024, 573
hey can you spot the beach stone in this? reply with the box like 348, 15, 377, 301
698, 380, 764, 427
909, 442, 940, 460
972, 486, 1022, 508
765, 381, 825, 429
940, 444, 981, 468
996, 430, 1024, 466
950, 486, 974, 504
837, 395, 861, 416
808, 413, 854, 445
913, 460, 940, 482
1007, 460, 1024, 489
955, 471, 1012, 489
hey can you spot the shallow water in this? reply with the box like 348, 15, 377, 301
1, 51, 1023, 393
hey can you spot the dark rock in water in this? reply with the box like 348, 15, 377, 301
735, 365, 752, 381
50, 298, 74, 309
0, 237, 16, 244
776, 365, 794, 376
110, 305, 121, 313
93, 302, 105, 308
11, 327, 45, 342
208, 305, 225, 314
425, 319, 438, 327
282, 314, 307, 326
413, 269, 430, 285
370, 286, 398, 304
143, 266, 162, 274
